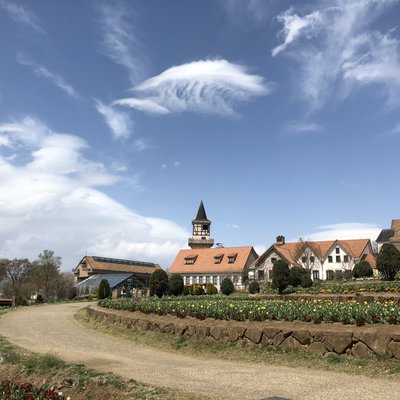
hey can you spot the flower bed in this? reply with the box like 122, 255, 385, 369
0, 380, 66, 400
99, 297, 400, 326
263, 281, 400, 294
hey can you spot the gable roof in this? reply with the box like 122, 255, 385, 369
254, 239, 372, 267
75, 256, 160, 275
170, 246, 257, 274
376, 229, 394, 243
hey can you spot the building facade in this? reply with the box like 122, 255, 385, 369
170, 201, 257, 290
250, 236, 376, 282
376, 219, 400, 252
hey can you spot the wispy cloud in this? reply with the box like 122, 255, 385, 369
114, 59, 271, 117
17, 53, 79, 99
286, 121, 323, 135
380, 122, 400, 137
94, 99, 133, 140
97, 1, 146, 85
303, 223, 381, 242
272, 0, 400, 110
0, 116, 187, 268
0, 0, 45, 34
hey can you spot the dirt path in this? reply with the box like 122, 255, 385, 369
0, 303, 399, 400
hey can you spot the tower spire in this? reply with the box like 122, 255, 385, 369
188, 201, 214, 249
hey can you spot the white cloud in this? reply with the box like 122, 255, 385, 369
286, 121, 323, 135
272, 0, 400, 110
0, 136, 11, 147
94, 99, 133, 140
302, 223, 381, 242
0, 0, 45, 34
223, 223, 240, 229
0, 117, 188, 269
115, 59, 271, 117
17, 53, 79, 99
173, 161, 181, 167
272, 8, 321, 57
97, 2, 146, 85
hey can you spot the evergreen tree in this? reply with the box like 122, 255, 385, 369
98, 279, 111, 299
377, 243, 400, 281
168, 274, 184, 296
272, 260, 290, 294
150, 269, 169, 298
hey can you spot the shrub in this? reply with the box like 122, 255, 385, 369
353, 260, 373, 278
98, 279, 111, 299
377, 243, 400, 281
333, 270, 344, 281
301, 272, 313, 288
220, 278, 234, 296
191, 283, 204, 295
169, 274, 184, 296
272, 260, 290, 294
289, 267, 305, 287
248, 281, 260, 294
182, 286, 190, 296
343, 270, 353, 280
149, 269, 169, 298
36, 294, 44, 304
206, 283, 218, 295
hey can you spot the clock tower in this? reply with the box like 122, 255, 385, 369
188, 201, 214, 249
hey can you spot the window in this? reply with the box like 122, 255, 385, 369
268, 270, 273, 280
184, 255, 197, 265
199, 276, 204, 284
328, 256, 333, 263
336, 256, 341, 263
301, 256, 306, 263
271, 257, 277, 263
258, 270, 265, 280
310, 256, 315, 263
336, 247, 340, 254
212, 276, 218, 285
185, 276, 190, 285
313, 270, 320, 280
228, 253, 237, 263
206, 276, 210, 284
214, 255, 223, 264
202, 224, 209, 231
233, 276, 239, 283
343, 255, 349, 263
326, 270, 334, 280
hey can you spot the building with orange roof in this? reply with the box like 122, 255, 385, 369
169, 202, 258, 290
250, 235, 376, 282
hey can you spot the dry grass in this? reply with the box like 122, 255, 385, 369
75, 307, 400, 380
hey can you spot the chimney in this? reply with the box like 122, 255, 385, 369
276, 235, 285, 245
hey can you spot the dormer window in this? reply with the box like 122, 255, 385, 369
214, 254, 224, 264
184, 255, 198, 265
228, 253, 237, 263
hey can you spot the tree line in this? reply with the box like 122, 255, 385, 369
0, 249, 75, 305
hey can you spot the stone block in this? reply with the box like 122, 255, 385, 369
227, 326, 245, 342
210, 325, 226, 340
273, 332, 286, 347
307, 342, 327, 355
245, 327, 263, 344
324, 332, 353, 354
292, 329, 311, 345
281, 336, 304, 350
388, 341, 400, 359
263, 327, 280, 339
196, 325, 210, 339
355, 332, 390, 356
186, 324, 197, 336
351, 342, 373, 358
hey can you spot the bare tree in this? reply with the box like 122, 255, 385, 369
294, 238, 322, 273
31, 250, 62, 300
1, 258, 32, 303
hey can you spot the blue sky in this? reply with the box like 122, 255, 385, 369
0, 0, 399, 270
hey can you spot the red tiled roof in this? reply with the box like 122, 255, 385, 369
170, 246, 257, 274
255, 239, 372, 266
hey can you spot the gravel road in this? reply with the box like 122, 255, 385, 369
0, 303, 399, 400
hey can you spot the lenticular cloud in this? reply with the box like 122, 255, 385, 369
114, 59, 271, 116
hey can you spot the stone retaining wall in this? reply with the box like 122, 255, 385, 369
88, 305, 400, 359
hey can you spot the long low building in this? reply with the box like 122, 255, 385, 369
73, 255, 160, 288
